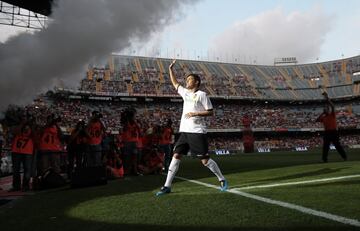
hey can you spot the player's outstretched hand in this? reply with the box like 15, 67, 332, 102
169, 59, 176, 69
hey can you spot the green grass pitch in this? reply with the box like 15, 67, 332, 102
1, 149, 359, 231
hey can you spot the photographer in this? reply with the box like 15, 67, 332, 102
159, 119, 174, 172
67, 120, 88, 176
38, 114, 64, 175
121, 107, 141, 175
86, 111, 106, 167
316, 92, 347, 162
10, 121, 35, 191
103, 138, 124, 179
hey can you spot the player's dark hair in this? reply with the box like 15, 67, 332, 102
186, 73, 201, 88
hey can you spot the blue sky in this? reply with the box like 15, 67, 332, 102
126, 0, 360, 64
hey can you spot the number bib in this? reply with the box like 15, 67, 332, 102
87, 121, 103, 145
11, 134, 34, 155
39, 126, 62, 151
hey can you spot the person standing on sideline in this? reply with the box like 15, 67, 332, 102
86, 111, 106, 167
67, 120, 88, 175
10, 122, 35, 191
316, 92, 347, 162
156, 60, 228, 196
38, 114, 63, 174
121, 108, 141, 175
159, 118, 174, 172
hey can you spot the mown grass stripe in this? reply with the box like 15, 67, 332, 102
234, 174, 360, 190
175, 176, 360, 227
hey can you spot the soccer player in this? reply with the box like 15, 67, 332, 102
156, 60, 228, 196
316, 92, 347, 162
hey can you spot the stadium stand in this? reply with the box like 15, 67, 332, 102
2, 55, 360, 182
77, 55, 360, 100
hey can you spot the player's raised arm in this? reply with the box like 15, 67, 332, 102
322, 91, 335, 112
168, 60, 180, 90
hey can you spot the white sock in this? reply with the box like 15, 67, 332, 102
164, 158, 181, 187
205, 158, 225, 181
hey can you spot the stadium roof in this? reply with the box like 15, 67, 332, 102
2, 0, 54, 16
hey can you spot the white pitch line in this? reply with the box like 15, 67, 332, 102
234, 174, 360, 190
175, 176, 360, 227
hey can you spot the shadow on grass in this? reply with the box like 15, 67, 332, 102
1, 176, 358, 231
1, 152, 360, 231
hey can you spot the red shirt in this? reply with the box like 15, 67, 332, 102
148, 152, 164, 168
159, 127, 173, 145
39, 125, 62, 151
87, 121, 104, 145
11, 132, 34, 155
122, 122, 140, 143
137, 136, 144, 149
115, 133, 124, 148
318, 112, 337, 131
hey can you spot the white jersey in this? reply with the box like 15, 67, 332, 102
177, 85, 213, 133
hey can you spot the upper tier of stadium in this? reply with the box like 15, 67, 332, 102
78, 54, 360, 101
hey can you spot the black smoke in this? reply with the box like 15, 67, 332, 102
0, 0, 199, 111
